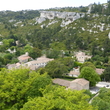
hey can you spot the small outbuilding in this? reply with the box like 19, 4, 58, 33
53, 78, 89, 90
69, 78, 89, 90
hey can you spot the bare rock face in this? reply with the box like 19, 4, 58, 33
40, 11, 84, 21
87, 4, 92, 14
108, 32, 110, 39
38, 11, 85, 26
36, 17, 46, 24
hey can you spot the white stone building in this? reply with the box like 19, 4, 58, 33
75, 51, 92, 63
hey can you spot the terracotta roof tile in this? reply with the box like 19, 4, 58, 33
18, 56, 31, 60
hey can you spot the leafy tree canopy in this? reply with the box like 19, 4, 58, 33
80, 62, 96, 72
102, 65, 110, 81
21, 85, 97, 110
46, 49, 60, 59
45, 60, 68, 78
29, 47, 42, 59
58, 57, 75, 71
79, 67, 100, 86
92, 88, 110, 110
0, 68, 51, 109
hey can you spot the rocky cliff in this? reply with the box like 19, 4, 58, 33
36, 11, 85, 26
40, 11, 85, 20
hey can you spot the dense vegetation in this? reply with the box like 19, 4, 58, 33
79, 67, 101, 86
0, 10, 40, 22
0, 1, 110, 68
0, 1, 110, 110
92, 88, 110, 110
0, 68, 97, 110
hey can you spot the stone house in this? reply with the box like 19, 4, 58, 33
68, 67, 80, 77
96, 68, 104, 75
6, 63, 21, 69
69, 78, 89, 90
18, 52, 32, 63
7, 56, 54, 70
68, 71, 80, 77
75, 51, 92, 63
6, 64, 16, 69
53, 78, 89, 90
68, 67, 104, 78
25, 56, 54, 70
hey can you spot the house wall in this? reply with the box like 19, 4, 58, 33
77, 56, 85, 63
83, 83, 89, 90
76, 83, 83, 90
75, 52, 92, 63
19, 59, 28, 63
77, 83, 89, 90
68, 74, 78, 77
70, 82, 77, 88
69, 82, 82, 90
70, 81, 89, 90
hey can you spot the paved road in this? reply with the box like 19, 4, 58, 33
96, 81, 110, 88
89, 81, 110, 103
90, 86, 100, 94
90, 81, 110, 94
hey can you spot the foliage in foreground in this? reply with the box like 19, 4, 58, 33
0, 68, 51, 109
0, 68, 97, 110
92, 88, 110, 110
21, 85, 97, 110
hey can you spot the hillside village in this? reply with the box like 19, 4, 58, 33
0, 1, 110, 110
7, 53, 54, 70
6, 50, 106, 93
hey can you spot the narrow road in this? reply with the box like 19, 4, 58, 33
89, 93, 99, 104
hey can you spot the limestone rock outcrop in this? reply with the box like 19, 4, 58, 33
40, 11, 84, 20
35, 11, 85, 26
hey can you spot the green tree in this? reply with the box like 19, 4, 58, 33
74, 61, 82, 67
103, 38, 110, 57
106, 0, 110, 15
80, 62, 96, 72
24, 44, 32, 53
0, 68, 51, 110
4, 53, 13, 60
102, 66, 110, 81
2, 39, 14, 48
21, 86, 97, 110
0, 57, 5, 67
26, 73, 51, 98
29, 47, 42, 59
45, 60, 68, 78
58, 57, 75, 71
79, 67, 100, 86
46, 49, 60, 59
92, 88, 110, 110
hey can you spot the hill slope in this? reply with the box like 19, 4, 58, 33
0, 1, 110, 68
